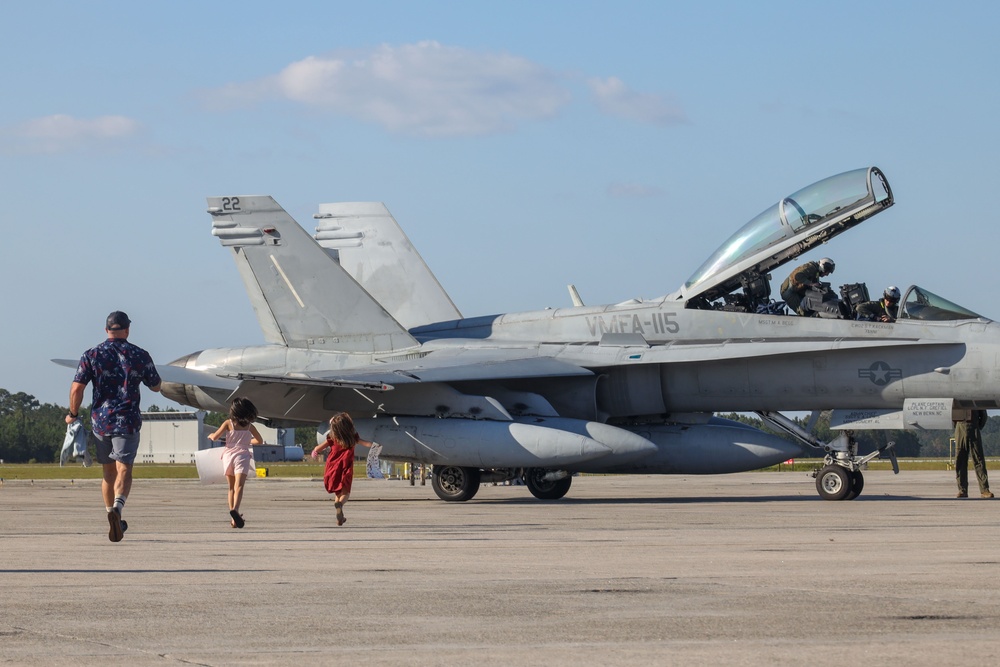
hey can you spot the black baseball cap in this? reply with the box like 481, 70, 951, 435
106, 311, 131, 330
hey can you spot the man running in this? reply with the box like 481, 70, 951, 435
66, 311, 161, 542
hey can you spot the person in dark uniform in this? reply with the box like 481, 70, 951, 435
855, 285, 900, 322
780, 257, 835, 315
954, 409, 993, 498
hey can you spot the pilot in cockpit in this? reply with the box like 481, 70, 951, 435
855, 286, 900, 322
780, 257, 835, 316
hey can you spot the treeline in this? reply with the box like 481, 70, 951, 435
0, 389, 70, 463
0, 388, 319, 463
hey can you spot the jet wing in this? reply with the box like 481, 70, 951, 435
232, 377, 514, 421
218, 337, 951, 392
221, 352, 594, 423
53, 358, 241, 391
93, 334, 950, 424
59, 336, 946, 398
226, 351, 593, 386
155, 364, 241, 390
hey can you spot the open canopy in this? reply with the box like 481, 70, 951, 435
676, 167, 893, 307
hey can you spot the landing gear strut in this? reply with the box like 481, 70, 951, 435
756, 411, 898, 501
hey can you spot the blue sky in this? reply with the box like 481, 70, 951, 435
2, 0, 999, 408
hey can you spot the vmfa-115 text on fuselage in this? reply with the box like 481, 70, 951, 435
83, 167, 999, 502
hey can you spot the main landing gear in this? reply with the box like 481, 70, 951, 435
431, 465, 573, 502
431, 465, 481, 502
523, 469, 572, 500
756, 410, 899, 501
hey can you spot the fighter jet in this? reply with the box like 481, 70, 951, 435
72, 167, 998, 502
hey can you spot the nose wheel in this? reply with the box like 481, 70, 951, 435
755, 410, 897, 501
815, 465, 865, 500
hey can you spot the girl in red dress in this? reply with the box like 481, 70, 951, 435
311, 412, 372, 526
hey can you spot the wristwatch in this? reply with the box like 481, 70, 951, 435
68, 412, 79, 419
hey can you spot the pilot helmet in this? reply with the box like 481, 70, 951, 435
884, 285, 901, 303
818, 257, 835, 275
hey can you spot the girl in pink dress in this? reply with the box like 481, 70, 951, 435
311, 412, 372, 526
209, 397, 263, 528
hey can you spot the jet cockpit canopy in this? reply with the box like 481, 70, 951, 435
677, 167, 893, 310
898, 285, 983, 321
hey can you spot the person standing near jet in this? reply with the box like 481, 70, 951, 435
954, 409, 993, 499
780, 257, 835, 316
66, 311, 161, 542
855, 285, 901, 322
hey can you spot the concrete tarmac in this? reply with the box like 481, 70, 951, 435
2, 471, 999, 666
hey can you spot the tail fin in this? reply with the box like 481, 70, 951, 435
208, 196, 417, 353
313, 202, 461, 329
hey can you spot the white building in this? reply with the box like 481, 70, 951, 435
137, 411, 301, 464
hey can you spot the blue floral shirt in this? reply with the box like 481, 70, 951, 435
73, 338, 161, 436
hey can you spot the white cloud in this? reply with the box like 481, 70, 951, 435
213, 41, 572, 137
587, 76, 687, 126
1, 114, 142, 154
607, 182, 663, 198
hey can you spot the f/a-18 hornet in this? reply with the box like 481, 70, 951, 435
97, 167, 1000, 501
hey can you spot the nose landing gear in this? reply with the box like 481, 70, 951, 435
756, 410, 898, 500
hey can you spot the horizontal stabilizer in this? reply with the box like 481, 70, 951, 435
156, 364, 240, 391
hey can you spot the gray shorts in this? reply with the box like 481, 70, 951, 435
93, 432, 140, 466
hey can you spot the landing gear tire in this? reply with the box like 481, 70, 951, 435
844, 470, 865, 500
815, 465, 853, 501
524, 468, 572, 500
431, 465, 481, 502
